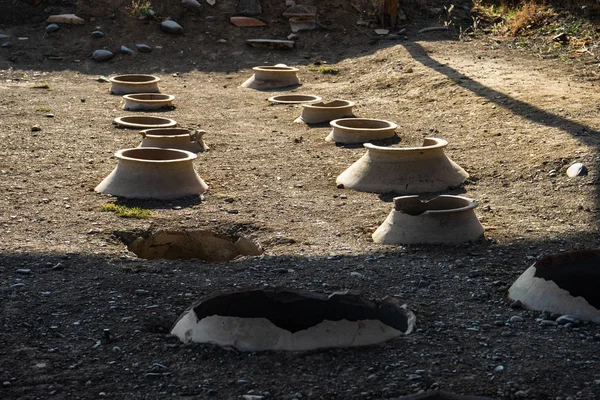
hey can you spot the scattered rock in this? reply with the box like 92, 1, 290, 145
494, 365, 504, 372
161, 20, 184, 35
2, 381, 11, 387
230, 16, 266, 27
556, 315, 581, 326
121, 45, 134, 55
10, 283, 25, 288
375, 29, 389, 35
2, 42, 13, 48
136, 44, 152, 53
51, 263, 64, 271
91, 30, 105, 38
566, 162, 587, 177
47, 14, 85, 24
206, 0, 216, 5
509, 315, 524, 323
236, 0, 262, 16
246, 39, 294, 49
92, 49, 114, 62
45, 24, 60, 33
243, 395, 264, 400
96, 76, 110, 83
182, 0, 203, 13
31, 126, 41, 132
0, 34, 9, 39
289, 17, 316, 33
45, 113, 54, 118
283, 4, 316, 18
548, 169, 557, 177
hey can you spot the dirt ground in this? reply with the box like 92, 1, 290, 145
2, 0, 600, 399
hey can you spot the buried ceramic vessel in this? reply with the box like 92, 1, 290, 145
95, 147, 208, 199
326, 118, 396, 144
138, 128, 208, 153
508, 250, 600, 323
268, 94, 321, 104
113, 115, 177, 129
372, 195, 484, 245
122, 93, 175, 111
336, 138, 468, 194
298, 100, 355, 124
171, 288, 415, 351
109, 74, 160, 95
241, 64, 300, 90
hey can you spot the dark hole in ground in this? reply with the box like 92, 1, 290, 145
533, 250, 600, 309
187, 287, 412, 333
115, 229, 263, 262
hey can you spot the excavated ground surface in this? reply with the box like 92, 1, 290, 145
1, 0, 600, 398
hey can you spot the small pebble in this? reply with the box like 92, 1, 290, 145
121, 45, 134, 55
45, 23, 60, 33
494, 365, 504, 372
161, 20, 184, 35
556, 315, 581, 326
91, 30, 105, 38
10, 283, 25, 288
31, 126, 41, 132
136, 43, 152, 53
510, 300, 522, 309
509, 315, 524, 323
16, 268, 31, 274
566, 162, 587, 177
2, 381, 11, 387
91, 49, 113, 62
1, 42, 13, 48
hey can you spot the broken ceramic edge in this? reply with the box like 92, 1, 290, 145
124, 229, 263, 262
139, 128, 208, 153
171, 287, 416, 351
95, 147, 208, 200
336, 137, 468, 194
372, 195, 484, 245
268, 94, 322, 104
113, 116, 177, 129
109, 74, 160, 95
508, 250, 600, 323
230, 16, 266, 27
122, 93, 175, 111
241, 65, 300, 90
326, 118, 397, 144
298, 100, 356, 124
396, 391, 495, 400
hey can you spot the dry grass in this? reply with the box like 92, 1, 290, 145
508, 2, 556, 36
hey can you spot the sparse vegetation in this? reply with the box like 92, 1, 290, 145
30, 82, 53, 90
308, 66, 339, 75
100, 203, 151, 219
35, 106, 51, 112
128, 0, 154, 18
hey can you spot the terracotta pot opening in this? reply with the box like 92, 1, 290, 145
532, 251, 600, 309
332, 118, 395, 130
111, 74, 159, 83
118, 148, 193, 162
253, 66, 299, 72
170, 288, 415, 351
268, 94, 321, 104
113, 116, 177, 128
395, 196, 476, 215
123, 93, 172, 101
308, 100, 353, 108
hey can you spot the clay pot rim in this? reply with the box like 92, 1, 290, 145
253, 66, 300, 72
268, 94, 322, 104
123, 93, 175, 102
140, 128, 205, 138
393, 195, 478, 215
115, 147, 197, 163
364, 137, 448, 152
114, 116, 177, 129
303, 100, 355, 110
109, 74, 161, 84
331, 118, 398, 131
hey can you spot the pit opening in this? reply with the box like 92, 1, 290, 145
394, 196, 475, 215
116, 229, 263, 262
187, 288, 411, 333
111, 74, 159, 83
332, 118, 396, 130
141, 128, 192, 137
118, 148, 193, 161
113, 116, 177, 128
268, 94, 322, 104
306, 100, 353, 108
123, 94, 172, 101
254, 66, 298, 72
533, 250, 600, 309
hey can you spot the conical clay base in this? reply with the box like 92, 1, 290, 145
95, 148, 208, 199
337, 138, 468, 194
372, 195, 484, 245
241, 65, 300, 90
